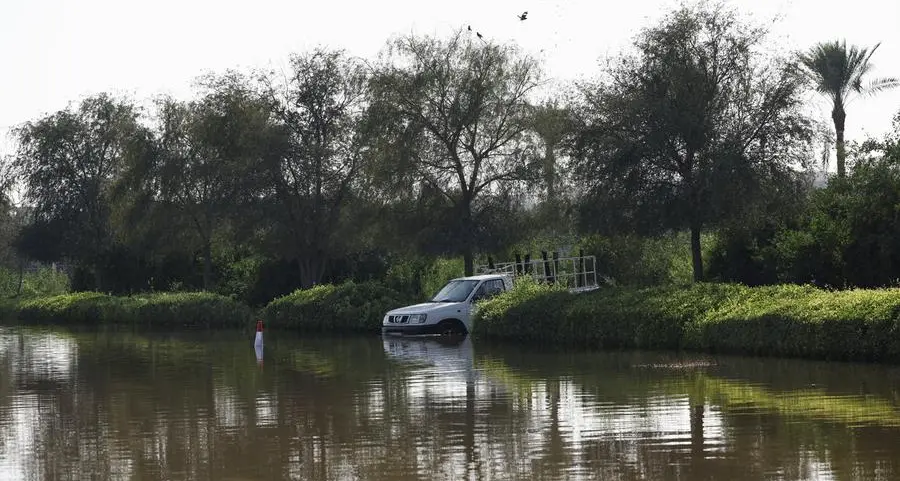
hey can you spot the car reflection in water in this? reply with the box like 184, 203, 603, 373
381, 332, 483, 478
382, 334, 478, 395
383, 333, 473, 369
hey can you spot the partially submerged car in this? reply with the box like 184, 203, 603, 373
382, 253, 601, 338
381, 274, 512, 337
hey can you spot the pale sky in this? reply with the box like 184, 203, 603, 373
2, 0, 899, 167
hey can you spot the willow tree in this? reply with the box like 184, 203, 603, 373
798, 40, 899, 178
371, 29, 543, 275
572, 2, 814, 282
258, 48, 370, 288
154, 78, 272, 290
12, 94, 143, 290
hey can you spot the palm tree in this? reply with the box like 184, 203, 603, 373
798, 40, 899, 178
528, 100, 572, 204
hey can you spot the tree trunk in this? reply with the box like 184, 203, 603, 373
684, 149, 703, 283
544, 144, 556, 204
690, 219, 704, 283
202, 241, 213, 291
16, 257, 24, 297
463, 250, 474, 277
93, 253, 104, 292
299, 254, 327, 289
461, 198, 475, 276
833, 105, 847, 178
690, 395, 705, 473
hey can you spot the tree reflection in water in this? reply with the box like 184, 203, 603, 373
0, 327, 899, 480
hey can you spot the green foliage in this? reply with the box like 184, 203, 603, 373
713, 137, 900, 289
12, 291, 251, 328
131, 292, 253, 328
474, 282, 900, 362
261, 281, 410, 333
420, 257, 465, 299
260, 48, 370, 288
380, 256, 466, 302
215, 253, 265, 302
0, 266, 69, 298
577, 232, 714, 286
371, 28, 544, 275
708, 120, 900, 288
472, 277, 570, 341
382, 257, 427, 300
12, 94, 145, 291
5, 18, 899, 301
571, 2, 813, 281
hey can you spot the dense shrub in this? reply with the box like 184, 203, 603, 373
215, 253, 266, 304
382, 257, 429, 300
576, 232, 714, 286
474, 282, 900, 362
709, 140, 900, 289
262, 281, 411, 333
131, 292, 253, 328
705, 227, 781, 286
12, 291, 251, 328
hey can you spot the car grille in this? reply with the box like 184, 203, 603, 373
388, 315, 410, 324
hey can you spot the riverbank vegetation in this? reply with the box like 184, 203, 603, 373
0, 1, 899, 357
12, 291, 251, 328
261, 281, 408, 334
475, 281, 900, 362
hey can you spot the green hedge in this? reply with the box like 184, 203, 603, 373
261, 280, 410, 333
13, 291, 253, 328
474, 282, 900, 362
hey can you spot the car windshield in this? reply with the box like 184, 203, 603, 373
429, 280, 480, 303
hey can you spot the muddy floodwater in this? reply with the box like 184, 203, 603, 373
2, 327, 900, 480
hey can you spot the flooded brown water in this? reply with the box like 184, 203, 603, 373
2, 327, 900, 480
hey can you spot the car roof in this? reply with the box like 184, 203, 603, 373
450, 274, 509, 282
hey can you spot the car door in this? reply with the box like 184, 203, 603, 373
462, 281, 488, 329
468, 279, 504, 319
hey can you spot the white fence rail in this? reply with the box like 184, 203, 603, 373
475, 254, 600, 292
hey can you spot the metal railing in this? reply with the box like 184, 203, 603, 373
476, 255, 599, 291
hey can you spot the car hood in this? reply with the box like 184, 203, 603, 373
387, 302, 463, 315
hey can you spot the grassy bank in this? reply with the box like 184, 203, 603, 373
474, 282, 900, 363
7, 291, 253, 328
8, 274, 900, 365
261, 281, 410, 334
1, 280, 410, 333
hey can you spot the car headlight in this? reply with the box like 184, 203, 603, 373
409, 314, 427, 324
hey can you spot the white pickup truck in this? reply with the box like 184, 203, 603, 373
382, 253, 600, 338
381, 274, 513, 337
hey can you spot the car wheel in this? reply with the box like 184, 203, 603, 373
437, 319, 467, 338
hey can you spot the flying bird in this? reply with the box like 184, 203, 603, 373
518, 11, 528, 20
